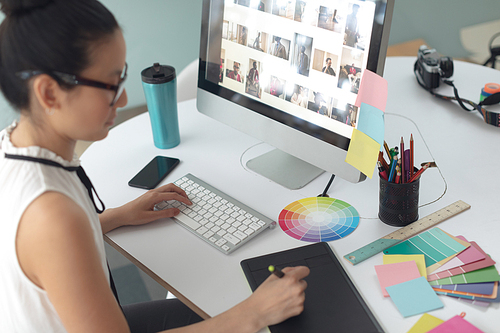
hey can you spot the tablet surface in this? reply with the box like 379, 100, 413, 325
240, 242, 384, 333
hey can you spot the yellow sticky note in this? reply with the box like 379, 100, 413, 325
407, 313, 444, 333
383, 254, 427, 278
345, 129, 380, 179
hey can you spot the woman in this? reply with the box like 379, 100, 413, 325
0, 1, 309, 332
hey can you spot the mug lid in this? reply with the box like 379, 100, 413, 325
141, 63, 176, 84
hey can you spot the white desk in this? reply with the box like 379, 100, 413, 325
81, 57, 500, 332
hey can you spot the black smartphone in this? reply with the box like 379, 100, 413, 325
128, 156, 180, 190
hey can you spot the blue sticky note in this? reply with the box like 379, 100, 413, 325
357, 103, 385, 146
386, 276, 444, 317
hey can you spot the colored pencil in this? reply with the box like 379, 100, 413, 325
408, 162, 430, 183
377, 161, 388, 180
400, 137, 405, 183
384, 141, 391, 161
378, 151, 389, 171
410, 134, 414, 178
388, 155, 398, 182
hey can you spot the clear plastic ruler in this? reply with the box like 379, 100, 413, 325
343, 200, 471, 265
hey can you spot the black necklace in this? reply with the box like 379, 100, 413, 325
3, 153, 121, 304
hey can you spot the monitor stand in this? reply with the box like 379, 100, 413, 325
246, 148, 324, 190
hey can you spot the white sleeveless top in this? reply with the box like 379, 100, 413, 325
0, 123, 109, 332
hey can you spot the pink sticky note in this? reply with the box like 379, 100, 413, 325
354, 69, 388, 112
428, 315, 484, 333
375, 261, 421, 297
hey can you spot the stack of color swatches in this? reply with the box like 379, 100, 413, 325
374, 227, 499, 322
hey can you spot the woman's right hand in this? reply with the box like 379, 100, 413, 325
244, 266, 310, 330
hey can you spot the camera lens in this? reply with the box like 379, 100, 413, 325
440, 56, 454, 78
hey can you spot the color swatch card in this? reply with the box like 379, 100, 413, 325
456, 297, 490, 307
428, 241, 496, 281
427, 315, 484, 333
428, 264, 500, 286
375, 261, 422, 297
386, 276, 444, 318
438, 288, 500, 303
383, 228, 469, 274
431, 236, 485, 274
383, 254, 427, 278
435, 282, 498, 301
407, 313, 444, 333
432, 282, 496, 297
278, 197, 359, 242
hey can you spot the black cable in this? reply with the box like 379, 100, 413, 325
483, 32, 500, 68
318, 174, 335, 197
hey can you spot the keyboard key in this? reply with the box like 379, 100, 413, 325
224, 234, 240, 245
175, 213, 201, 230
249, 222, 261, 231
196, 226, 208, 235
234, 230, 247, 241
215, 238, 227, 246
203, 231, 214, 238
155, 201, 169, 210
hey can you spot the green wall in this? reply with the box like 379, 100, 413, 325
389, 0, 500, 58
0, 0, 499, 129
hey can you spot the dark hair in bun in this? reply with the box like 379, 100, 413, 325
0, 0, 120, 111
0, 0, 53, 16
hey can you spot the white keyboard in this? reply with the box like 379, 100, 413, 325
155, 174, 276, 254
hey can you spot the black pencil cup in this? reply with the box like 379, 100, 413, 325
378, 174, 420, 226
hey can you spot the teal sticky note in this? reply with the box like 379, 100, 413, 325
386, 276, 444, 317
356, 103, 385, 146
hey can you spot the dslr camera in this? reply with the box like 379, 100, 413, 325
414, 45, 454, 89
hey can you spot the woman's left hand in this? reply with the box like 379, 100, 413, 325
100, 183, 191, 233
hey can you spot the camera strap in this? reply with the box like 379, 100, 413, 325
414, 61, 500, 127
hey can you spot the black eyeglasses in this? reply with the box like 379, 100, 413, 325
16, 63, 128, 106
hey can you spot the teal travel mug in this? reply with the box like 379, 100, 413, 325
141, 63, 180, 149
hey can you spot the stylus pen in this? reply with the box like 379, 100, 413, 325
268, 265, 284, 278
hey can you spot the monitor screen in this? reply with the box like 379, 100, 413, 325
198, 0, 394, 188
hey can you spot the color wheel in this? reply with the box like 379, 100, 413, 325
278, 197, 359, 242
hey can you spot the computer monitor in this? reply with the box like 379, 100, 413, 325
197, 0, 394, 189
